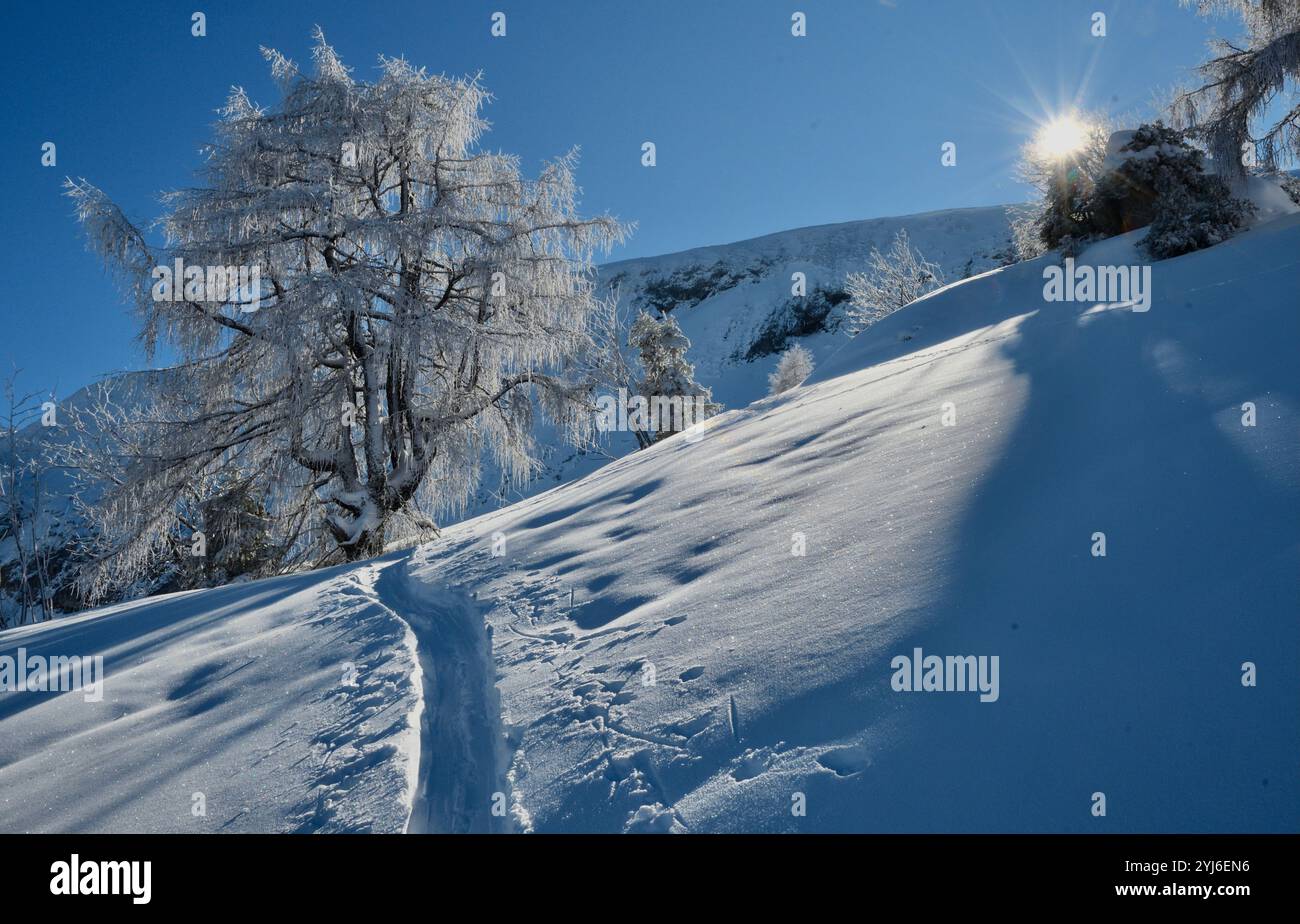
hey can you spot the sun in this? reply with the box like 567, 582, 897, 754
1034, 115, 1089, 161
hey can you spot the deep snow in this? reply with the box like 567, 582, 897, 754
1, 209, 1297, 833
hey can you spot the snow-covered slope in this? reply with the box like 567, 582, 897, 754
2, 211, 1296, 833
468, 205, 1015, 514
600, 204, 1015, 406
418, 212, 1300, 832
0, 561, 422, 832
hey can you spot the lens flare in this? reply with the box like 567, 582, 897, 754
1034, 115, 1089, 160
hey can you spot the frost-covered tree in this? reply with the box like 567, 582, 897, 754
63, 31, 623, 596
1013, 113, 1113, 257
1173, 0, 1300, 174
0, 375, 58, 625
844, 230, 945, 332
767, 344, 814, 395
627, 311, 719, 446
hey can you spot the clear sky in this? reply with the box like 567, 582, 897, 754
0, 0, 1232, 404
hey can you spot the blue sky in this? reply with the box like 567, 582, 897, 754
0, 0, 1232, 403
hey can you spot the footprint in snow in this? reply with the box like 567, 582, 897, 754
816, 745, 872, 777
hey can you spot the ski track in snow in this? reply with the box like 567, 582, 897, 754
364, 555, 511, 834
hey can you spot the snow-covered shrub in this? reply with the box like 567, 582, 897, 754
1279, 172, 1300, 206
844, 230, 945, 333
1019, 120, 1254, 259
767, 344, 815, 395
1008, 203, 1049, 260
627, 311, 720, 446
1091, 123, 1254, 258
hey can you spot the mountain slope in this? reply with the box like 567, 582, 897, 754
467, 205, 1015, 514
600, 204, 1016, 405
410, 211, 1300, 832
2, 211, 1296, 833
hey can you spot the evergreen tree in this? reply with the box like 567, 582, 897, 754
200, 483, 275, 585
627, 311, 720, 445
1093, 122, 1255, 258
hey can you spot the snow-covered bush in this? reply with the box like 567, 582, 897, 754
627, 311, 720, 446
1007, 203, 1049, 261
1092, 123, 1254, 258
844, 230, 945, 333
767, 344, 814, 395
1019, 120, 1254, 259
1279, 172, 1300, 206
63, 30, 624, 597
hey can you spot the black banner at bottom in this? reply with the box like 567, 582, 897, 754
0, 833, 1287, 909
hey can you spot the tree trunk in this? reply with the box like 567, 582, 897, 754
342, 526, 387, 562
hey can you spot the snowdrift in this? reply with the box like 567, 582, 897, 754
2, 212, 1296, 833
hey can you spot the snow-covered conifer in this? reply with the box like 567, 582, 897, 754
627, 311, 719, 444
1093, 122, 1255, 258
